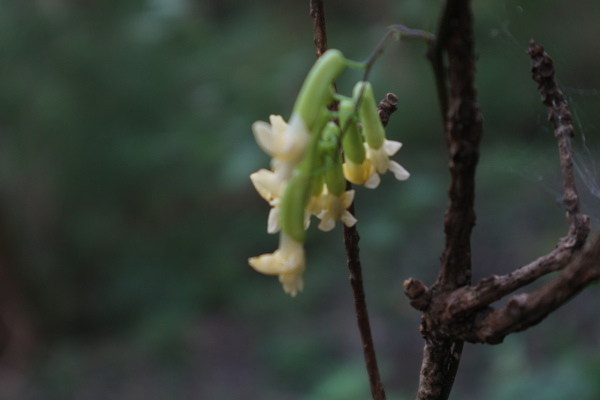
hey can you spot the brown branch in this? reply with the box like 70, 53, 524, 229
450, 40, 594, 343
437, 1, 481, 291
309, 0, 328, 58
527, 40, 590, 247
404, 3, 597, 398
309, 2, 389, 399
469, 234, 600, 344
341, 93, 398, 400
438, 40, 592, 321
448, 242, 575, 318
343, 217, 386, 400
408, 39, 596, 352
417, 1, 482, 399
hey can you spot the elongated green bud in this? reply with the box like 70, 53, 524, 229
318, 122, 346, 196
280, 173, 311, 243
353, 81, 385, 149
292, 49, 347, 131
312, 169, 324, 196
338, 99, 365, 163
325, 153, 345, 196
319, 121, 340, 154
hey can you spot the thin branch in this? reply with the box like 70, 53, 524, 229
469, 234, 600, 344
425, 2, 450, 123
343, 217, 386, 400
452, 40, 595, 344
309, 0, 328, 58
341, 92, 398, 400
309, 2, 387, 399
527, 40, 590, 247
449, 242, 575, 318
362, 25, 434, 83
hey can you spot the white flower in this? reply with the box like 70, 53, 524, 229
250, 169, 285, 233
250, 169, 311, 234
252, 114, 310, 183
248, 232, 306, 296
365, 139, 410, 181
309, 185, 357, 231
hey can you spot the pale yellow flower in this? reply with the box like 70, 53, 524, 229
250, 169, 285, 233
365, 139, 410, 181
252, 114, 310, 183
250, 169, 312, 234
309, 185, 357, 232
342, 158, 381, 189
248, 232, 306, 296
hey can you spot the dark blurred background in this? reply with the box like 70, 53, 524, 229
0, 0, 599, 399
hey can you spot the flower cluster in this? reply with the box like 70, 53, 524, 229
249, 49, 409, 296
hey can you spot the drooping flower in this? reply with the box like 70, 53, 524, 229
342, 158, 381, 188
365, 139, 410, 181
250, 169, 285, 233
250, 168, 311, 234
248, 232, 306, 296
350, 81, 410, 186
339, 98, 381, 188
310, 185, 357, 231
252, 114, 310, 183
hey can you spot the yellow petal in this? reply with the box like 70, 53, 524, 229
279, 270, 304, 297
248, 253, 286, 275
250, 169, 283, 202
248, 233, 306, 296
343, 158, 377, 185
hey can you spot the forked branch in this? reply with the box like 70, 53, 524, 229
409, 23, 599, 400
459, 40, 596, 344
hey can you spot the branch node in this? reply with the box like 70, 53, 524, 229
403, 278, 431, 311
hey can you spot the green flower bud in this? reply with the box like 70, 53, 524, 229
280, 173, 311, 243
353, 81, 385, 149
338, 99, 365, 164
293, 49, 347, 131
319, 121, 341, 154
278, 115, 329, 239
312, 170, 324, 197
325, 153, 346, 196
296, 109, 329, 179
319, 122, 346, 196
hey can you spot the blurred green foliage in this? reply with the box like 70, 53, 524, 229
0, 0, 599, 399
